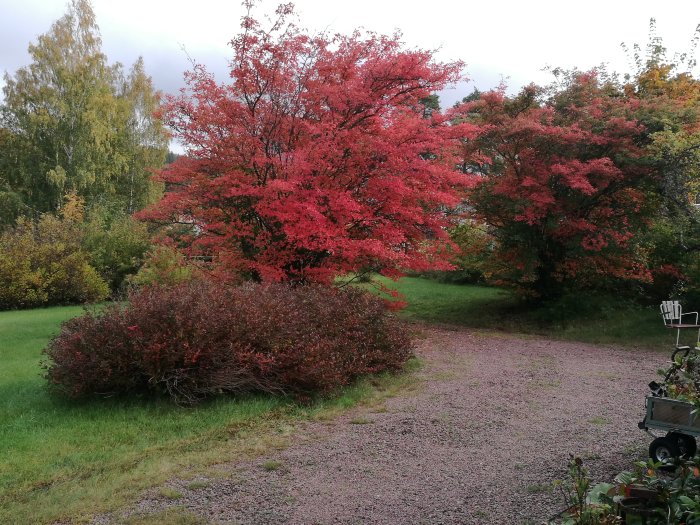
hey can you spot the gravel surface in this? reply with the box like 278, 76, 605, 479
100, 327, 669, 524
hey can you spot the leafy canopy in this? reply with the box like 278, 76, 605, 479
450, 74, 651, 298
0, 0, 167, 220
141, 2, 466, 283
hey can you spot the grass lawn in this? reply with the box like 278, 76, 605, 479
0, 305, 416, 524
362, 276, 675, 349
0, 280, 675, 523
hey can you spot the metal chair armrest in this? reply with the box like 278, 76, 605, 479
681, 311, 700, 324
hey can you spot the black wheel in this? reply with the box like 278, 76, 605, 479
668, 432, 697, 458
649, 436, 680, 463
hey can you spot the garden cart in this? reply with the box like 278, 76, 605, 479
639, 346, 699, 462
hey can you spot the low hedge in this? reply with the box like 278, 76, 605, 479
44, 280, 412, 404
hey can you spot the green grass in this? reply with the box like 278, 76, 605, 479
0, 305, 418, 524
261, 459, 284, 471
361, 276, 674, 349
0, 280, 673, 522
157, 487, 183, 500
120, 507, 208, 525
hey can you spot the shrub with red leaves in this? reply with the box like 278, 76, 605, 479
44, 281, 412, 404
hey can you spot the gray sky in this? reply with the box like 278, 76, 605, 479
1, 0, 700, 109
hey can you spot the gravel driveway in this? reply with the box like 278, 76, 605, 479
110, 327, 669, 524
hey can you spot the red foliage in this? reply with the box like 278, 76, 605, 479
140, 3, 466, 283
44, 280, 412, 404
449, 75, 652, 297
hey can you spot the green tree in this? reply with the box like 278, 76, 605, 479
616, 20, 700, 216
0, 129, 26, 225
455, 87, 483, 106
419, 94, 440, 118
0, 0, 166, 217
619, 22, 700, 298
111, 57, 168, 213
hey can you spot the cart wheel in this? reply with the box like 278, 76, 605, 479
668, 432, 697, 458
649, 436, 680, 463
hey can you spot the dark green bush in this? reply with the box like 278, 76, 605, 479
415, 221, 494, 285
81, 208, 152, 291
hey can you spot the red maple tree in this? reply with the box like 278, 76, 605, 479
141, 3, 465, 283
449, 73, 652, 298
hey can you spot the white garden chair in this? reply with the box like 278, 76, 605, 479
660, 300, 700, 347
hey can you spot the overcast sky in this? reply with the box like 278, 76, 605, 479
1, 0, 700, 109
